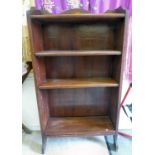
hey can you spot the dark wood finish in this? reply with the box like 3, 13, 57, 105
42, 21, 124, 51
35, 50, 121, 56
30, 13, 125, 23
31, 13, 125, 18
45, 116, 114, 136
39, 78, 118, 89
45, 56, 114, 79
48, 88, 111, 117
109, 88, 119, 127
27, 8, 49, 144
27, 8, 128, 154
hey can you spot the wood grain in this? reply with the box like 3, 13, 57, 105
48, 87, 111, 117
39, 78, 119, 89
30, 13, 125, 23
42, 22, 122, 51
45, 56, 114, 79
45, 116, 114, 136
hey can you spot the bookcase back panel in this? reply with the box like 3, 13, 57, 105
45, 56, 113, 79
42, 21, 124, 50
48, 88, 112, 117
109, 88, 119, 127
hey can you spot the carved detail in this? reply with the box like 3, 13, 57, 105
105, 7, 126, 14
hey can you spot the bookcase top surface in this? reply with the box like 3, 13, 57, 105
30, 13, 125, 22
31, 12, 125, 17
28, 8, 126, 22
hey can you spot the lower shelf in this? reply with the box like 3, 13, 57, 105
45, 116, 115, 137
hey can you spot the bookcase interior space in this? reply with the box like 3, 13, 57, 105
32, 19, 125, 51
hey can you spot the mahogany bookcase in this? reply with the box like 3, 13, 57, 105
27, 8, 128, 154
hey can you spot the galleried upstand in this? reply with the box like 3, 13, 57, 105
27, 8, 128, 154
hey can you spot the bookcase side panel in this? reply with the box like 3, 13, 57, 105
115, 13, 129, 132
27, 12, 49, 131
110, 13, 129, 131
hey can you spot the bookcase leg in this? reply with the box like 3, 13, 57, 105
42, 135, 47, 154
113, 134, 118, 151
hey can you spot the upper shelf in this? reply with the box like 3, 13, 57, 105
39, 78, 119, 89
35, 50, 121, 57
30, 13, 125, 22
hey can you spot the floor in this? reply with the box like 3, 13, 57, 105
23, 131, 109, 155
22, 129, 131, 155
105, 130, 132, 155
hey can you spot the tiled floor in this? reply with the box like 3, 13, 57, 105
22, 131, 109, 155
105, 130, 132, 155
22, 129, 131, 155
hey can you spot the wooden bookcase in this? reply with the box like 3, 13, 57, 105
27, 8, 128, 154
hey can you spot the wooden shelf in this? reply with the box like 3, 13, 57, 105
30, 13, 125, 22
39, 78, 119, 89
45, 116, 114, 136
35, 50, 121, 57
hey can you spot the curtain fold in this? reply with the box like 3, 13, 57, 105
35, 0, 132, 15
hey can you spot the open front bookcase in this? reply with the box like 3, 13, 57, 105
27, 8, 128, 154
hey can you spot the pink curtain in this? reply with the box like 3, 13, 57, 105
34, 0, 132, 83
125, 17, 132, 82
35, 0, 132, 15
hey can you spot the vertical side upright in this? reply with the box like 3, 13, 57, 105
114, 9, 129, 149
107, 8, 129, 151
27, 9, 49, 154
